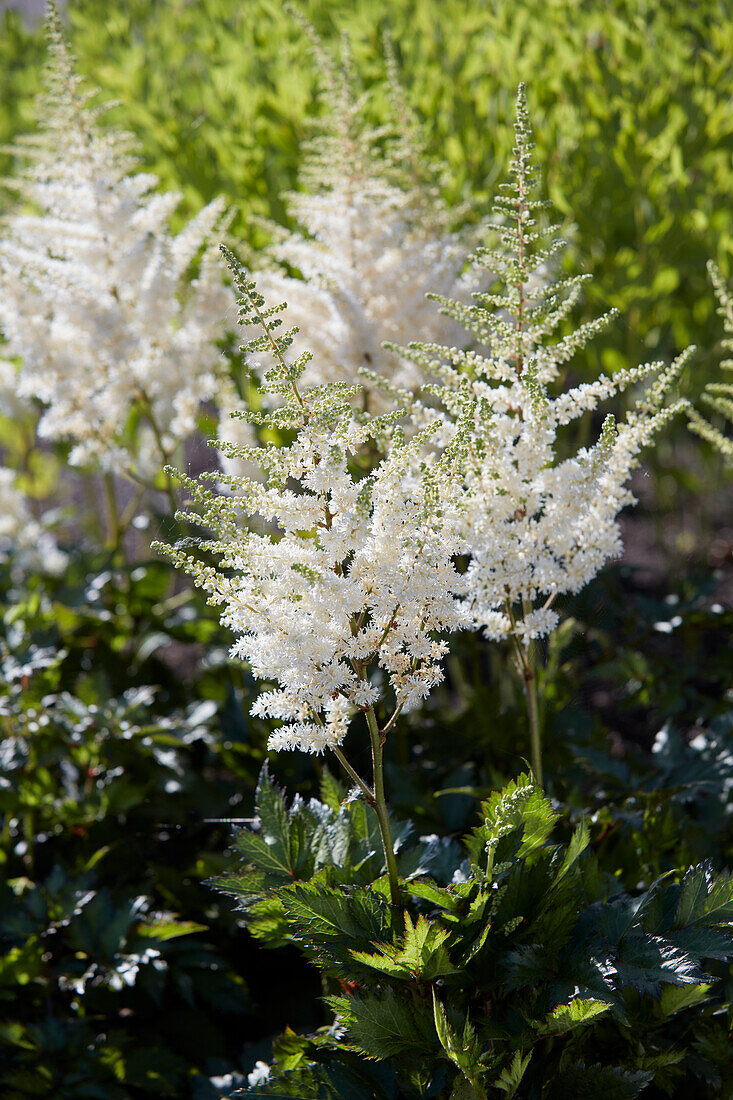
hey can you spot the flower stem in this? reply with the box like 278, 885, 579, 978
330, 744, 374, 804
103, 472, 121, 551
523, 641, 543, 787
521, 599, 543, 787
364, 706, 402, 908
507, 600, 543, 787
136, 388, 179, 518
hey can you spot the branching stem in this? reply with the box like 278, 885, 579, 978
330, 744, 374, 804
364, 705, 402, 908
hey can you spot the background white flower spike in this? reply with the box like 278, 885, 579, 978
0, 3, 233, 481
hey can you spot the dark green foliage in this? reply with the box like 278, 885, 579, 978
0, 555, 316, 1096
542, 1063, 654, 1100
212, 764, 461, 951
0, 865, 240, 1097
215, 769, 733, 1098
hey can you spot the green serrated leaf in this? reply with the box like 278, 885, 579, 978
351, 912, 455, 981
402, 913, 455, 976
675, 863, 715, 928
230, 832, 301, 884
535, 997, 612, 1037
659, 981, 711, 1017
554, 819, 590, 883
349, 949, 404, 978
247, 896, 291, 945
282, 883, 393, 970
615, 933, 700, 994
405, 877, 460, 912
697, 869, 733, 925
329, 988, 436, 1061
432, 990, 483, 1080
493, 1051, 532, 1096
256, 762, 290, 844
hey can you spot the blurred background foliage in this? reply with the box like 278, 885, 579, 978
0, 556, 323, 1095
0, 0, 732, 1095
1, 0, 732, 368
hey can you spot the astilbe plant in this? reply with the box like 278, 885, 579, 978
151, 81, 727, 1098
0, 5, 232, 501
163, 83, 696, 897
159, 247, 469, 906
394, 85, 693, 783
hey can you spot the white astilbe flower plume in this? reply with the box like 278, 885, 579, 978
398, 85, 693, 645
0, 4, 232, 478
162, 250, 468, 756
0, 467, 66, 578
216, 25, 476, 473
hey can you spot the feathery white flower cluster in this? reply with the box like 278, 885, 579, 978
0, 7, 232, 478
216, 30, 475, 478
686, 261, 733, 462
166, 85, 690, 762
400, 85, 691, 645
0, 468, 66, 578
165, 251, 467, 755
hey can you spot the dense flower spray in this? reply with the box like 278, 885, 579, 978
162, 248, 469, 903
216, 29, 477, 479
400, 85, 692, 642
0, 5, 232, 479
169, 249, 468, 753
395, 86, 692, 779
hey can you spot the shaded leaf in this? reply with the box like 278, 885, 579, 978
535, 997, 612, 1037
329, 989, 436, 1061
